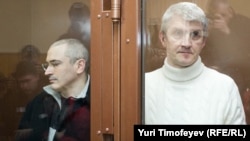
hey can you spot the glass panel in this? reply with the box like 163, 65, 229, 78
143, 0, 250, 124
0, 0, 90, 140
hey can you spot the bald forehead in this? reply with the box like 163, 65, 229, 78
50, 43, 68, 53
46, 44, 68, 61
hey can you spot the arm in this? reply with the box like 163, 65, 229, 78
224, 82, 246, 124
15, 93, 51, 141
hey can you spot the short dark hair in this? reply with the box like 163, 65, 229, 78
12, 60, 38, 78
68, 2, 90, 21
20, 44, 41, 61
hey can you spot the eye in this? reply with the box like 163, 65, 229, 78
172, 30, 184, 39
51, 61, 61, 67
190, 30, 203, 40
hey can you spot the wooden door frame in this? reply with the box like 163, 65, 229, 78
120, 0, 142, 141
90, 0, 142, 141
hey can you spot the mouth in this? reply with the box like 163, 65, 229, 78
177, 51, 193, 58
50, 79, 57, 82
49, 77, 57, 83
178, 51, 192, 54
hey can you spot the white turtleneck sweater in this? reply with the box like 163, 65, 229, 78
145, 57, 246, 124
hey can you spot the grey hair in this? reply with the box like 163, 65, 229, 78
160, 2, 208, 36
50, 38, 89, 70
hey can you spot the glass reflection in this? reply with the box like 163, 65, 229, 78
143, 0, 250, 125
0, 1, 90, 140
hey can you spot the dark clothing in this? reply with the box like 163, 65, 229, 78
201, 14, 250, 94
16, 85, 90, 141
1, 83, 43, 140
201, 14, 250, 124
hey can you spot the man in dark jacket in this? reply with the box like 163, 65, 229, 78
15, 38, 90, 141
1, 60, 45, 140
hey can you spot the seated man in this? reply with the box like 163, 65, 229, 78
2, 60, 45, 140
15, 39, 90, 141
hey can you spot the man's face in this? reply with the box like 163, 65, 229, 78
210, 1, 233, 24
44, 44, 79, 92
17, 74, 39, 95
160, 16, 206, 68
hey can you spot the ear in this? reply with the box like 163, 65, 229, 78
75, 59, 86, 74
201, 37, 207, 49
159, 32, 166, 47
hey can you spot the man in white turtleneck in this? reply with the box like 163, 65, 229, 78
145, 2, 246, 124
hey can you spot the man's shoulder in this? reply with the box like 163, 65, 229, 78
205, 67, 235, 83
28, 90, 54, 104
145, 68, 162, 77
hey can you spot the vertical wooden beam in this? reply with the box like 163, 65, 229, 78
120, 0, 142, 141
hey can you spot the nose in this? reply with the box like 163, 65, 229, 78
180, 33, 192, 47
44, 66, 53, 76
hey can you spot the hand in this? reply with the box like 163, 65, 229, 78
55, 129, 66, 139
211, 14, 231, 34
